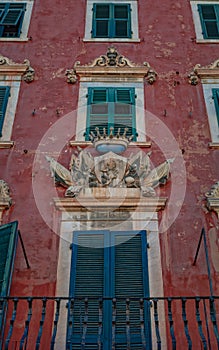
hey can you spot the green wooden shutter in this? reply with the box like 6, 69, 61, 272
0, 86, 10, 137
86, 88, 109, 140
114, 88, 136, 140
69, 232, 107, 348
0, 221, 18, 338
114, 4, 131, 38
198, 4, 219, 39
111, 231, 151, 349
92, 3, 110, 38
92, 3, 131, 38
0, 3, 26, 38
213, 88, 219, 127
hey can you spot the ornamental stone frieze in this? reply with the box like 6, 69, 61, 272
206, 181, 219, 218
0, 180, 12, 223
46, 128, 172, 207
0, 54, 35, 82
66, 46, 157, 84
188, 58, 219, 85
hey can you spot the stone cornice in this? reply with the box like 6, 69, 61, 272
0, 55, 35, 82
66, 46, 157, 84
0, 141, 14, 149
54, 194, 167, 212
69, 140, 152, 148
188, 58, 219, 85
205, 181, 219, 218
0, 180, 12, 223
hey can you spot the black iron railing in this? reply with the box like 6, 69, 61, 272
0, 296, 219, 349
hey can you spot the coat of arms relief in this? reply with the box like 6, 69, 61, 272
46, 129, 174, 198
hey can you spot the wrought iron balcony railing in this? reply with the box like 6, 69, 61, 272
0, 296, 218, 349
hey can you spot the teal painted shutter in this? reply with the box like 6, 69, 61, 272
111, 231, 151, 349
198, 4, 219, 39
86, 88, 109, 140
0, 221, 18, 338
86, 87, 136, 140
114, 88, 136, 140
69, 231, 151, 349
92, 3, 131, 38
0, 86, 10, 137
114, 4, 131, 38
92, 3, 110, 38
213, 88, 219, 127
69, 232, 107, 348
0, 3, 26, 38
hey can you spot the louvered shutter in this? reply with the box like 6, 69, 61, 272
0, 222, 18, 337
114, 4, 131, 38
92, 3, 110, 38
86, 88, 109, 140
69, 232, 106, 348
114, 88, 136, 140
213, 89, 219, 127
0, 86, 10, 137
112, 231, 151, 349
0, 3, 26, 38
198, 4, 219, 39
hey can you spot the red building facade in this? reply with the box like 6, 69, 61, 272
0, 0, 219, 349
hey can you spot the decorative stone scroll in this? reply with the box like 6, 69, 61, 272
0, 180, 12, 223
205, 181, 219, 218
66, 46, 157, 84
0, 54, 35, 83
188, 58, 219, 85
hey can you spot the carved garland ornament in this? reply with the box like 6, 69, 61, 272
0, 54, 35, 83
188, 58, 219, 85
0, 180, 12, 223
66, 46, 157, 84
205, 181, 219, 218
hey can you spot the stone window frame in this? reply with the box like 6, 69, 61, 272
190, 0, 219, 43
0, 55, 34, 149
0, 0, 34, 42
84, 0, 140, 42
66, 47, 157, 146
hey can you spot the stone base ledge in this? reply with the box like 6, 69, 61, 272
0, 141, 15, 149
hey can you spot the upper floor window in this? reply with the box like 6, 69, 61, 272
84, 0, 139, 42
85, 87, 137, 141
0, 86, 10, 137
0, 1, 33, 41
191, 1, 219, 42
198, 4, 219, 39
92, 3, 131, 38
0, 2, 26, 38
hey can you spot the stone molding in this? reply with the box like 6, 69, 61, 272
188, 58, 219, 85
0, 180, 12, 223
66, 46, 157, 84
0, 55, 35, 82
0, 141, 14, 149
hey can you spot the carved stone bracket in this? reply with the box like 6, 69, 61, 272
205, 181, 219, 218
188, 58, 219, 85
0, 180, 12, 223
66, 46, 157, 84
0, 54, 35, 83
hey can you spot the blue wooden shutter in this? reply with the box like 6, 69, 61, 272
198, 4, 219, 39
212, 88, 219, 127
69, 232, 108, 348
111, 231, 152, 349
0, 3, 26, 38
0, 221, 18, 339
0, 86, 10, 137
114, 4, 131, 38
114, 88, 136, 140
86, 88, 109, 140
